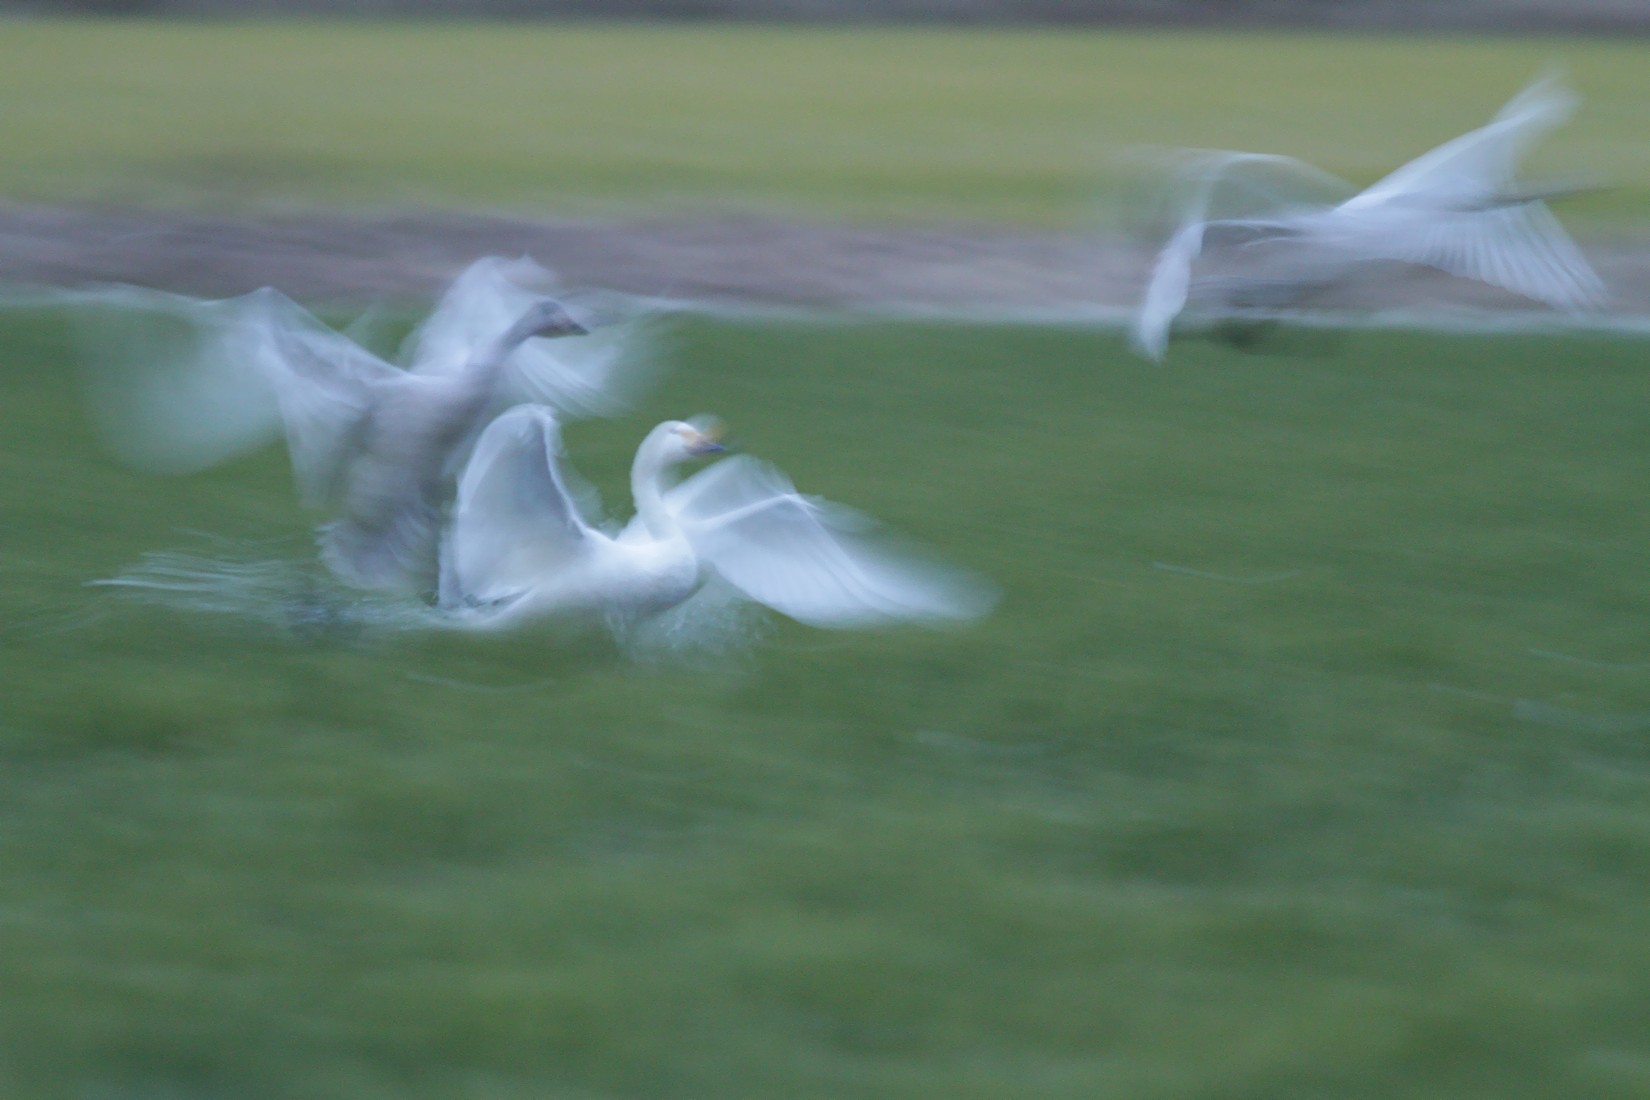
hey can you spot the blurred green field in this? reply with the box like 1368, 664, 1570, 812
0, 22, 1643, 223
5, 310, 1650, 1097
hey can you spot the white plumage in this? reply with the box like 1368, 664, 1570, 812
1131, 75, 1606, 361
439, 406, 997, 635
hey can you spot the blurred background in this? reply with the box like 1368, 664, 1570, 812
0, 4, 1643, 308
3, 5, 1650, 1100
6, 0, 1650, 32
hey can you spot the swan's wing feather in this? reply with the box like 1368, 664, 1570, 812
1357, 199, 1605, 309
1178, 150, 1354, 222
67, 285, 286, 474
403, 255, 549, 378
1131, 220, 1207, 361
1130, 151, 1344, 361
1135, 149, 1350, 235
240, 288, 404, 508
501, 302, 666, 419
1343, 75, 1577, 212
443, 405, 598, 604
658, 447, 793, 519
668, 456, 997, 628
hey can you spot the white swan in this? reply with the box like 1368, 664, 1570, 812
71, 256, 661, 592
1131, 75, 1606, 360
439, 406, 997, 635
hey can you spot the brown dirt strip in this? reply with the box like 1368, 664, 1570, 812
0, 202, 1644, 318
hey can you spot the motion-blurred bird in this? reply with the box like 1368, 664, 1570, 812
1131, 75, 1606, 360
439, 406, 997, 635
73, 256, 661, 593
261, 291, 588, 591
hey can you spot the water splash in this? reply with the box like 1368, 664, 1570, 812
611, 576, 772, 667
90, 538, 442, 642
94, 536, 772, 666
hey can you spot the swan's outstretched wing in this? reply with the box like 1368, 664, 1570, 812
1344, 75, 1577, 214
238, 288, 404, 508
68, 285, 285, 474
1130, 152, 1343, 361
1131, 220, 1208, 362
441, 405, 599, 605
502, 300, 664, 418
666, 455, 997, 629
1160, 150, 1353, 226
1364, 198, 1605, 310
1333, 76, 1603, 308
404, 255, 657, 418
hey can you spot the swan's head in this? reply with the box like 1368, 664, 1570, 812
654, 417, 726, 463
508, 298, 589, 342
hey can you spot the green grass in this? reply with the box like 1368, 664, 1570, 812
5, 310, 1650, 1097
2, 18, 1648, 1098
0, 22, 1644, 223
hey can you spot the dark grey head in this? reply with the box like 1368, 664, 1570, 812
508, 298, 589, 343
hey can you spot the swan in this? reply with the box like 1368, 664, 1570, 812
438, 406, 998, 636
70, 256, 662, 592
1130, 75, 1606, 360
261, 292, 590, 591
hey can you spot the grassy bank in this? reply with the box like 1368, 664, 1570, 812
0, 23, 1642, 223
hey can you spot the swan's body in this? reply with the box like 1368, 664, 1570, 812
1131, 76, 1606, 360
71, 256, 659, 592
440, 415, 712, 624
266, 294, 589, 590
440, 407, 996, 635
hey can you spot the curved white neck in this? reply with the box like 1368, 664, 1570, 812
631, 426, 684, 540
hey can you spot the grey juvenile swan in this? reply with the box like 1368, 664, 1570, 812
258, 291, 588, 591
73, 256, 660, 593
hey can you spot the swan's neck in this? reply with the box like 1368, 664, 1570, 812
631, 432, 682, 541
465, 323, 535, 388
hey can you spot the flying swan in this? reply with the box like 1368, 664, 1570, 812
437, 406, 998, 634
1130, 74, 1607, 360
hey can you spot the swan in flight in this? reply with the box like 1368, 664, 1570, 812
438, 406, 997, 636
72, 256, 662, 592
1130, 75, 1607, 360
